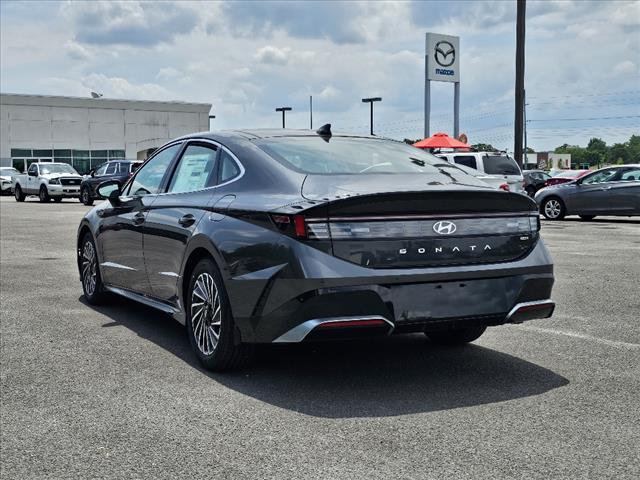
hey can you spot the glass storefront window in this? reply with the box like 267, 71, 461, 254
33, 149, 53, 157
11, 149, 31, 158
109, 150, 125, 160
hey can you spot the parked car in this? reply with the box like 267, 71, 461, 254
545, 169, 590, 187
0, 167, 20, 195
77, 129, 555, 371
523, 170, 551, 197
436, 159, 512, 191
80, 160, 141, 206
535, 165, 640, 220
435, 151, 525, 194
13, 162, 83, 202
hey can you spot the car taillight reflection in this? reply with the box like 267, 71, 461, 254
499, 183, 510, 191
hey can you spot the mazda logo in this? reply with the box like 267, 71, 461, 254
433, 220, 457, 235
434, 41, 455, 67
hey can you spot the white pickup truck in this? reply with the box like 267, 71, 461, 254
13, 162, 83, 202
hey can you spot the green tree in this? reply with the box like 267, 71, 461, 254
585, 138, 607, 167
607, 142, 628, 164
471, 143, 496, 151
628, 135, 640, 162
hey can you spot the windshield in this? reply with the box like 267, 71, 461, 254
256, 136, 445, 174
482, 155, 521, 175
0, 168, 19, 175
38, 164, 78, 175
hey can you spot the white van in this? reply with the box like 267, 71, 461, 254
436, 151, 525, 194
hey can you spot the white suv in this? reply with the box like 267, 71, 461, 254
437, 151, 525, 194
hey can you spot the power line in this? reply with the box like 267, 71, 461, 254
529, 115, 640, 122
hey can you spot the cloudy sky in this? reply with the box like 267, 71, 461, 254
1, 0, 638, 151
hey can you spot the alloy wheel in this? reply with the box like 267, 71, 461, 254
544, 199, 561, 219
82, 189, 89, 204
81, 240, 97, 296
191, 272, 222, 355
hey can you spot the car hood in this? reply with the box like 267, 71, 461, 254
0, 175, 13, 181
301, 167, 492, 200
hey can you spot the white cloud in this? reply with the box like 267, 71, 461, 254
255, 46, 289, 65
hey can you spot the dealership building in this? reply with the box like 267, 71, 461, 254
0, 93, 211, 173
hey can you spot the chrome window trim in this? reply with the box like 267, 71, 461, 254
140, 138, 246, 198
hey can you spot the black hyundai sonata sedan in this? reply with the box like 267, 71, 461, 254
77, 127, 555, 371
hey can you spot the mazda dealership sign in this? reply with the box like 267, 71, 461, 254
426, 33, 460, 83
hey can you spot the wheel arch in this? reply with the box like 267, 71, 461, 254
179, 235, 228, 311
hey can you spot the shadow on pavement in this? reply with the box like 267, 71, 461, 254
82, 294, 569, 419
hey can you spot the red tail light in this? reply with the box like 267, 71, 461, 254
499, 183, 510, 191
293, 214, 307, 238
315, 319, 388, 329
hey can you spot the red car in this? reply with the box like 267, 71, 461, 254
545, 169, 590, 186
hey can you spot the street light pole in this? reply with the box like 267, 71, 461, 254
275, 107, 292, 128
208, 115, 215, 131
361, 97, 382, 135
514, 0, 526, 168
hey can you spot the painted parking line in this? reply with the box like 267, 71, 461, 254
521, 325, 640, 350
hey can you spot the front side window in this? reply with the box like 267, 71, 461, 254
94, 164, 108, 176
105, 163, 117, 175
127, 144, 181, 196
28, 164, 38, 175
620, 168, 640, 181
168, 144, 218, 193
453, 155, 478, 169
582, 169, 618, 185
256, 137, 443, 174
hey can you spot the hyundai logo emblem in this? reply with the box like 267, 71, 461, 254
434, 41, 455, 67
433, 220, 457, 235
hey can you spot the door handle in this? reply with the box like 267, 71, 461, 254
178, 214, 196, 227
133, 212, 146, 225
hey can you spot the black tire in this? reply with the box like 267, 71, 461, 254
81, 187, 94, 206
186, 258, 253, 371
579, 215, 596, 221
53, 197, 63, 203
426, 325, 487, 345
79, 233, 107, 305
39, 185, 50, 203
541, 197, 566, 220
14, 185, 25, 202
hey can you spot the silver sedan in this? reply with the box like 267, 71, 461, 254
535, 165, 640, 220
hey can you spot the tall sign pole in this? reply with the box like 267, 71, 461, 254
514, 0, 526, 167
425, 33, 460, 139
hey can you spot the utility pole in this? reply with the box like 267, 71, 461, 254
309, 96, 313, 129
208, 115, 215, 131
361, 97, 382, 135
523, 90, 528, 169
514, 0, 526, 168
275, 107, 292, 128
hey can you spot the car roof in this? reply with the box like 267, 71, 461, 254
177, 128, 380, 143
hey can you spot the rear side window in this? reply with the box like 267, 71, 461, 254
582, 169, 618, 185
168, 144, 218, 193
219, 150, 241, 183
483, 155, 521, 175
453, 155, 477, 169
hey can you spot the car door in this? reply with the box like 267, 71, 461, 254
607, 167, 640, 214
142, 141, 222, 302
87, 163, 108, 195
97, 143, 183, 294
26, 163, 39, 193
567, 168, 618, 214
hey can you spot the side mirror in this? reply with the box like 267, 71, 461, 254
97, 180, 121, 205
28, 170, 37, 177
89, 169, 95, 177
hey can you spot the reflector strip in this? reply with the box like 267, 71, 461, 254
315, 319, 387, 329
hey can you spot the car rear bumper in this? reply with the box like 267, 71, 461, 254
229, 239, 555, 343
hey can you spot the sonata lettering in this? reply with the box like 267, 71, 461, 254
399, 245, 493, 255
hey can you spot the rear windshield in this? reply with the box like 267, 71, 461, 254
483, 155, 521, 175
256, 136, 445, 174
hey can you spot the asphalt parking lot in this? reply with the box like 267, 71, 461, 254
1, 195, 639, 479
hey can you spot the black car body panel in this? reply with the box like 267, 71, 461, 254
81, 160, 141, 201
78, 130, 555, 344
